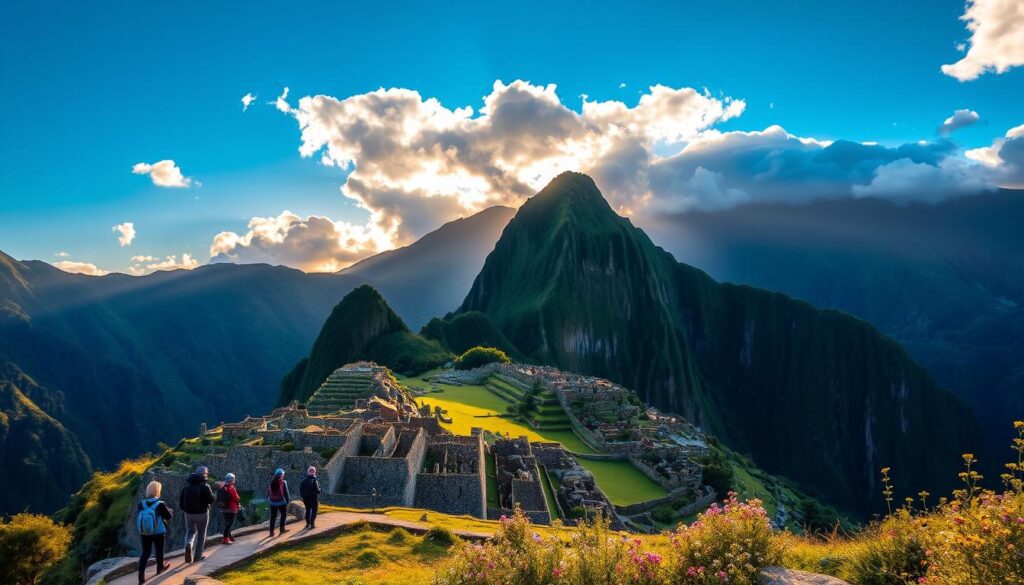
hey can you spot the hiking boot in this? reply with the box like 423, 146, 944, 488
196, 555, 206, 562
158, 562, 171, 573
184, 546, 192, 563
224, 537, 234, 544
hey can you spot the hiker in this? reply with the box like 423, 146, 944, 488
216, 472, 241, 544
179, 465, 215, 562
300, 466, 322, 529
267, 468, 291, 536
137, 481, 173, 584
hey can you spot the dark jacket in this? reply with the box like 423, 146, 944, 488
179, 473, 215, 514
267, 478, 290, 507
299, 475, 321, 502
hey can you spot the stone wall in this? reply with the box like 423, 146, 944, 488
414, 474, 485, 518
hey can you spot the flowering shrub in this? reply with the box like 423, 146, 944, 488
435, 494, 778, 585
664, 494, 781, 584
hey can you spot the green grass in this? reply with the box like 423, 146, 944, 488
573, 458, 666, 506
217, 524, 450, 585
485, 455, 499, 509
402, 374, 595, 453
538, 466, 561, 520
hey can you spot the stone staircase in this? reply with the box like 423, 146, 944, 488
305, 370, 374, 415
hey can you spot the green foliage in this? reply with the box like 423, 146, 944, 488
699, 448, 735, 498
421, 311, 525, 360
366, 331, 450, 376
0, 369, 92, 516
422, 525, 458, 548
44, 456, 155, 585
0, 514, 72, 585
453, 346, 510, 370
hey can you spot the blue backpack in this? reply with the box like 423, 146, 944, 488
137, 498, 165, 536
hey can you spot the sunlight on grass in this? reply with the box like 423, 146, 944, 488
217, 524, 449, 585
400, 373, 667, 505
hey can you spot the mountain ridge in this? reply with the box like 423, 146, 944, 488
446, 171, 983, 514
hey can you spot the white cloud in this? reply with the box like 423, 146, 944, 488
941, 0, 1024, 81
209, 80, 1008, 271
938, 109, 981, 134
53, 261, 109, 276
965, 123, 1024, 187
128, 253, 199, 275
241, 93, 256, 111
132, 160, 194, 188
618, 82, 626, 89
112, 222, 136, 246
274, 87, 292, 113
54, 251, 69, 257
209, 211, 388, 272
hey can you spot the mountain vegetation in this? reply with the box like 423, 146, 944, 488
0, 364, 91, 516
443, 171, 983, 515
452, 346, 510, 370
278, 285, 450, 405
642, 191, 1024, 468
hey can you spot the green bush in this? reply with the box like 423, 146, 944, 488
452, 346, 511, 370
0, 514, 72, 585
699, 448, 735, 498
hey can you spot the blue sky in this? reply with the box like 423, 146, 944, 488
1, 0, 1021, 274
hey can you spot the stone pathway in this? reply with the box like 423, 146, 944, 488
102, 511, 488, 585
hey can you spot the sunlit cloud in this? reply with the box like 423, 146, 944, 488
53, 260, 109, 276
128, 253, 199, 275
942, 0, 1024, 81
241, 92, 256, 111
112, 222, 135, 246
132, 160, 194, 188
211, 79, 1009, 272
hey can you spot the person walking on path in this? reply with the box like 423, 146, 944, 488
299, 466, 322, 529
136, 481, 173, 584
216, 473, 241, 544
267, 468, 290, 537
179, 465, 215, 562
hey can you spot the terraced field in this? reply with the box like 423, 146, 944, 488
306, 371, 373, 415
400, 372, 666, 505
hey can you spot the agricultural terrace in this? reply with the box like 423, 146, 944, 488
399, 371, 666, 505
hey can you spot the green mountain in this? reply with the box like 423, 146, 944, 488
279, 285, 450, 405
440, 171, 983, 515
641, 192, 1024, 465
0, 364, 91, 515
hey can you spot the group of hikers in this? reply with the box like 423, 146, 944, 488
135, 465, 323, 583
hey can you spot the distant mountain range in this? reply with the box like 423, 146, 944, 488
0, 206, 511, 515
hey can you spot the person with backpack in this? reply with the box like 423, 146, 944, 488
178, 465, 215, 562
137, 480, 173, 584
299, 466, 322, 529
267, 468, 290, 537
216, 473, 241, 544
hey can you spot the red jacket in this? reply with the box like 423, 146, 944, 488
220, 483, 241, 513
